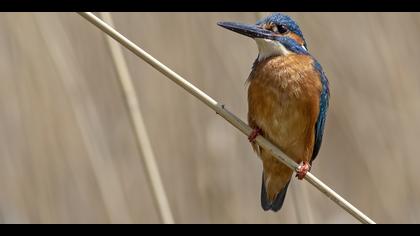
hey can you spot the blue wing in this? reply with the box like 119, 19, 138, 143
311, 60, 330, 164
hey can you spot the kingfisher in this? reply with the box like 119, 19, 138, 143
218, 13, 330, 212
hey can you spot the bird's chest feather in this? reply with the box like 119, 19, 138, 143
248, 55, 322, 159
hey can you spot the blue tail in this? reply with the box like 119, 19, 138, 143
261, 173, 291, 212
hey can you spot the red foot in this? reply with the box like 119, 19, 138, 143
248, 128, 262, 143
296, 162, 311, 180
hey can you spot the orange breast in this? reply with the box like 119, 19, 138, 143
248, 54, 322, 163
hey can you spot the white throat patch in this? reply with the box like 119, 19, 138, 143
255, 38, 292, 62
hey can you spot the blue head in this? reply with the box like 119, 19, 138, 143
218, 13, 308, 61
256, 13, 307, 48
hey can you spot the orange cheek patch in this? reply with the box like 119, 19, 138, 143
287, 33, 305, 46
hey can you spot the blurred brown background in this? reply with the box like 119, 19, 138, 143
0, 12, 419, 224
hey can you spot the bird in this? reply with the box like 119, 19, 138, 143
217, 13, 330, 212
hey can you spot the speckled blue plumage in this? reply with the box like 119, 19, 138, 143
312, 60, 330, 163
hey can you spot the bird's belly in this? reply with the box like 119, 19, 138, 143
248, 82, 310, 161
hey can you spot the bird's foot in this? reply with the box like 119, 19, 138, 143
296, 161, 311, 180
248, 127, 262, 143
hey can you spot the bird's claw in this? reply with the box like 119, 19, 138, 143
248, 128, 262, 143
296, 162, 311, 180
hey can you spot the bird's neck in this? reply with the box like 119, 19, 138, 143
255, 38, 292, 62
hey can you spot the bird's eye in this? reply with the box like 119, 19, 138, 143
265, 23, 289, 34
276, 24, 289, 34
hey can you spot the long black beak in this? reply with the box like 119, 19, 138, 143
217, 22, 275, 40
